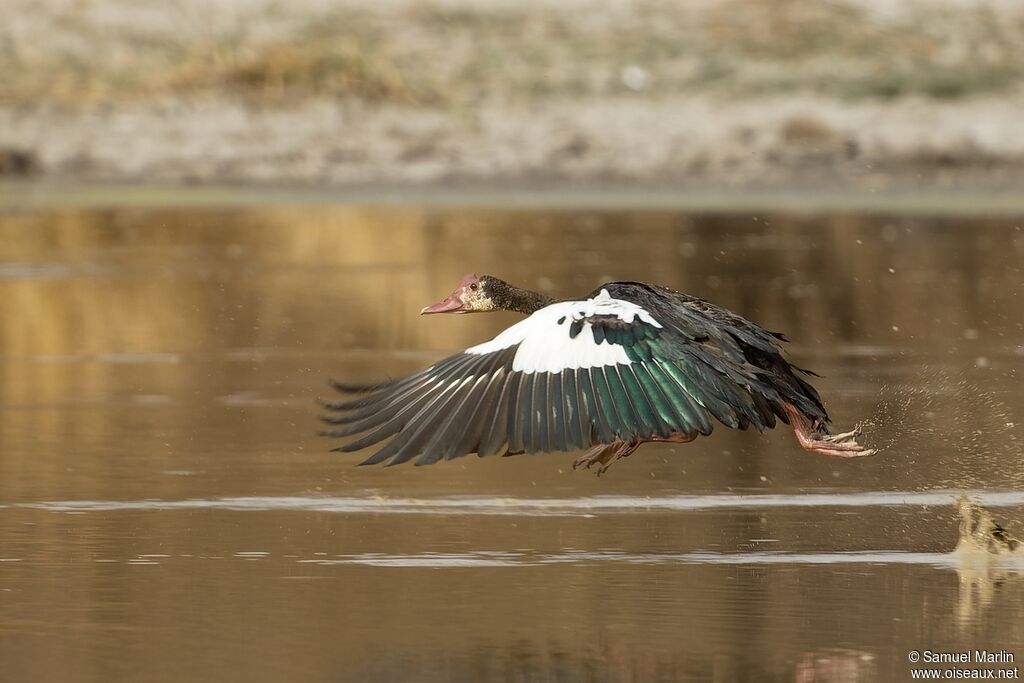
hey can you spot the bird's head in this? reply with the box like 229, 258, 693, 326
420, 274, 501, 314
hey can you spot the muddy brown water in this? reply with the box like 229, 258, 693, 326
0, 205, 1022, 682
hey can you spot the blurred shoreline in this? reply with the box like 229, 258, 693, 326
4, 180, 1024, 213
2, 0, 1023, 193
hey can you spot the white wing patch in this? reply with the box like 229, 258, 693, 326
465, 289, 662, 374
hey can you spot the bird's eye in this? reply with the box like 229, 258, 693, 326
470, 283, 478, 290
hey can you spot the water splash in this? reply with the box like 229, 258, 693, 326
863, 368, 1021, 487
954, 495, 1022, 557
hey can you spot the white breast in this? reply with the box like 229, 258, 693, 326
465, 289, 661, 374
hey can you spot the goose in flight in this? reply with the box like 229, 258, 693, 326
322, 275, 876, 472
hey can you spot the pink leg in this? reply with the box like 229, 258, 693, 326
572, 432, 696, 474
785, 403, 877, 458
572, 440, 641, 475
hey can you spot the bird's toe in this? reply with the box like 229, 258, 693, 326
824, 426, 862, 443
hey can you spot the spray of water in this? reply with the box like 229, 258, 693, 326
860, 367, 1021, 489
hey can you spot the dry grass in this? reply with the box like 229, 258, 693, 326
0, 9, 444, 107
168, 43, 436, 104
2, 0, 1023, 109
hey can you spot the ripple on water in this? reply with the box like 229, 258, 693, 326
288, 549, 1024, 570
17, 489, 1024, 516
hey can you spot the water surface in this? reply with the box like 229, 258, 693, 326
0, 205, 1022, 681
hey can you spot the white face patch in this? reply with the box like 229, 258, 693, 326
465, 289, 661, 374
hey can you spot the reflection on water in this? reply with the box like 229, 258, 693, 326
0, 205, 1022, 681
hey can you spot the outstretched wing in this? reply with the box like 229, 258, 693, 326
601, 281, 829, 427
322, 289, 786, 466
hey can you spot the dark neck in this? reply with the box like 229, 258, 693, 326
491, 279, 554, 314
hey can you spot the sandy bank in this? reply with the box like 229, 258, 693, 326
2, 0, 1023, 191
